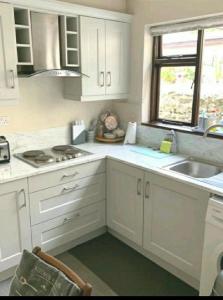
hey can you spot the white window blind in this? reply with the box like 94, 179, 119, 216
150, 15, 223, 36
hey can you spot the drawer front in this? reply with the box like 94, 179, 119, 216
30, 174, 106, 225
28, 159, 106, 193
31, 201, 106, 251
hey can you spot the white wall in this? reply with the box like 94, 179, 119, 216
1, 0, 126, 134
59, 0, 126, 12
114, 0, 223, 127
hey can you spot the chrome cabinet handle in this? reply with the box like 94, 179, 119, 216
63, 213, 81, 224
145, 182, 150, 199
16, 189, 27, 210
62, 184, 79, 194
99, 72, 105, 87
61, 172, 79, 180
137, 178, 142, 196
107, 72, 111, 87
9, 70, 15, 89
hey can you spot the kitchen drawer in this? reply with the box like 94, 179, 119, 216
31, 201, 106, 251
30, 174, 105, 225
29, 160, 105, 192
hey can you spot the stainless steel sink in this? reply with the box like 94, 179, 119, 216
164, 158, 223, 179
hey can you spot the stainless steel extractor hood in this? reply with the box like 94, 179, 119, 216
28, 12, 84, 78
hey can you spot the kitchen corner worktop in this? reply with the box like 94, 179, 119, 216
1, 142, 223, 197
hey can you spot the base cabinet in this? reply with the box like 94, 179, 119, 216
107, 160, 144, 246
29, 160, 106, 252
143, 172, 209, 279
0, 179, 31, 272
32, 201, 106, 251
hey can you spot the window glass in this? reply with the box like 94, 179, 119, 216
158, 66, 196, 123
200, 27, 223, 126
162, 31, 198, 56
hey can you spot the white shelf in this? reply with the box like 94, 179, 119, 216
15, 24, 29, 29
67, 64, 80, 67
17, 44, 31, 48
60, 15, 80, 68
14, 7, 33, 66
66, 31, 78, 35
67, 48, 78, 51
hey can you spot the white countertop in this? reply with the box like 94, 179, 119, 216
1, 142, 223, 197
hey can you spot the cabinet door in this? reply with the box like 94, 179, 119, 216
105, 20, 130, 96
0, 179, 31, 272
80, 16, 106, 96
107, 160, 144, 246
0, 3, 19, 102
143, 172, 209, 279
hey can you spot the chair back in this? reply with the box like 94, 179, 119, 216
32, 247, 92, 296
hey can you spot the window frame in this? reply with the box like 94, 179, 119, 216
150, 30, 204, 127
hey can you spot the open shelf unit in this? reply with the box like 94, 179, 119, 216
60, 15, 80, 68
14, 7, 33, 65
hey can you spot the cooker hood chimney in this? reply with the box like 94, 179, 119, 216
28, 12, 84, 78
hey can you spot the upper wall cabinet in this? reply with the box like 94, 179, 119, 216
64, 16, 130, 102
60, 15, 80, 68
14, 7, 33, 67
0, 3, 19, 103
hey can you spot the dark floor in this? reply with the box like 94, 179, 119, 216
69, 233, 198, 296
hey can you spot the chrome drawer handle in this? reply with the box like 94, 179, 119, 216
16, 189, 27, 210
9, 70, 15, 89
145, 182, 150, 199
137, 178, 142, 196
61, 172, 79, 180
62, 184, 79, 194
99, 72, 105, 87
107, 72, 111, 87
63, 213, 80, 224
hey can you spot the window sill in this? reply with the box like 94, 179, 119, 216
141, 122, 223, 140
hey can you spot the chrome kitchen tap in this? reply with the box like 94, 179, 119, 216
203, 124, 223, 138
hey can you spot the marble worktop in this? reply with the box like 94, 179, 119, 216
1, 141, 223, 197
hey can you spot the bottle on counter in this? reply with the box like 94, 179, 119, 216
97, 124, 104, 138
198, 111, 209, 131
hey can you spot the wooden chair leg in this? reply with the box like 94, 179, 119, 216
32, 247, 92, 296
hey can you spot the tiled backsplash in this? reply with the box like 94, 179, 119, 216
6, 127, 70, 154
5, 124, 223, 166
137, 125, 223, 165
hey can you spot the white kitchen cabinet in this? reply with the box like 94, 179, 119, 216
0, 179, 31, 272
143, 172, 209, 280
0, 3, 19, 103
105, 20, 129, 96
32, 201, 106, 251
78, 17, 106, 97
107, 160, 144, 246
63, 16, 130, 101
28, 160, 106, 252
30, 173, 106, 225
28, 159, 105, 193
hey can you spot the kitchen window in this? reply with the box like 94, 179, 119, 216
149, 21, 223, 134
